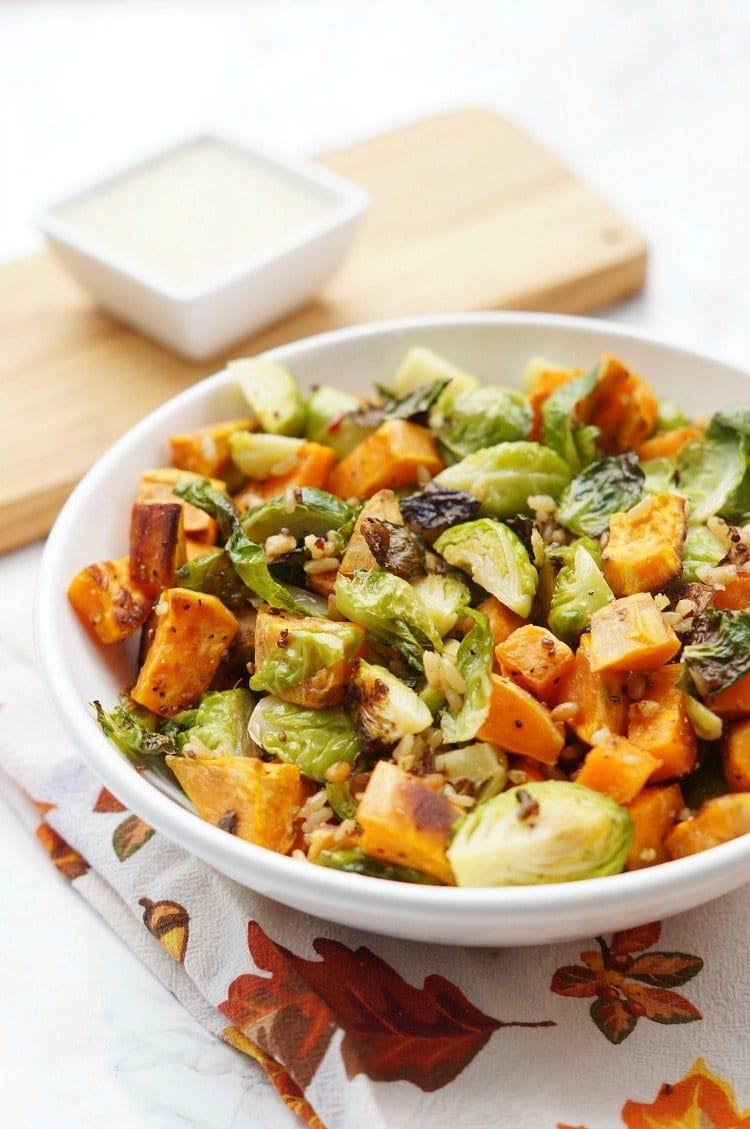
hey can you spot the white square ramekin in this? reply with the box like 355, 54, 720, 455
39, 135, 369, 362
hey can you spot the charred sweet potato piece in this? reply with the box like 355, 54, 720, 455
722, 718, 750, 792
554, 633, 629, 744
625, 783, 684, 869
576, 734, 661, 804
477, 675, 565, 765
68, 556, 153, 644
666, 793, 750, 858
358, 760, 457, 883
495, 625, 575, 704
137, 468, 227, 543
590, 594, 680, 673
166, 755, 303, 853
129, 502, 186, 591
326, 420, 442, 499
169, 418, 256, 478
131, 588, 238, 716
602, 493, 687, 597
628, 664, 697, 782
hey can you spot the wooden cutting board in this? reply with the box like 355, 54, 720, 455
0, 108, 646, 553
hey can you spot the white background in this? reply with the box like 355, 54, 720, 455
1, 2, 749, 1126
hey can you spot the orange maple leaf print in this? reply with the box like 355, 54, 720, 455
551, 921, 702, 1044
621, 1057, 750, 1128
221, 922, 553, 1093
35, 823, 89, 881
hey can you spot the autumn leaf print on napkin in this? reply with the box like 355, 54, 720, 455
112, 814, 155, 861
551, 921, 702, 1044
221, 922, 553, 1092
621, 1057, 750, 1128
35, 822, 89, 881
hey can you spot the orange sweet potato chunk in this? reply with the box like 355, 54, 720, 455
666, 793, 750, 858
68, 556, 153, 645
495, 625, 574, 704
712, 569, 750, 611
131, 588, 238, 716
576, 734, 661, 805
602, 493, 687, 597
589, 594, 680, 673
627, 665, 698, 782
625, 783, 684, 869
477, 675, 564, 765
358, 760, 457, 883
326, 420, 442, 499
167, 755, 303, 853
586, 354, 659, 454
708, 671, 750, 717
723, 719, 750, 792
476, 595, 527, 671
169, 418, 256, 478
555, 633, 628, 744
129, 502, 186, 591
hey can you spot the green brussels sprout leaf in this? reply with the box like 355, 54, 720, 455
227, 526, 325, 616
430, 385, 533, 458
241, 487, 353, 544
548, 545, 615, 644
440, 609, 493, 744
682, 609, 750, 697
556, 452, 645, 537
677, 432, 745, 524
434, 519, 538, 617
541, 367, 600, 473
173, 478, 240, 540
175, 548, 252, 610
334, 569, 442, 675
248, 696, 361, 781
434, 441, 571, 520
169, 689, 255, 756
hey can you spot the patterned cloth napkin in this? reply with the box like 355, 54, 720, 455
2, 646, 750, 1127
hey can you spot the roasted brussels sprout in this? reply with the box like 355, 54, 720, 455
305, 385, 376, 459
677, 431, 746, 524
241, 487, 352, 544
231, 357, 306, 436
250, 619, 363, 695
430, 385, 533, 458
410, 572, 471, 637
94, 699, 179, 776
679, 526, 726, 585
434, 519, 538, 617
641, 456, 678, 495
393, 347, 479, 399
169, 689, 255, 757
334, 568, 442, 674
548, 546, 615, 644
439, 609, 493, 744
434, 741, 507, 803
227, 526, 326, 616
682, 609, 750, 697
175, 548, 251, 610
247, 696, 361, 781
433, 442, 571, 520
345, 660, 432, 744
316, 846, 443, 884
229, 432, 305, 479
541, 367, 600, 473
447, 781, 633, 886
556, 453, 644, 537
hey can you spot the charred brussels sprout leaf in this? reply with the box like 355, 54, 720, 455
173, 478, 239, 540
250, 621, 362, 694
175, 548, 251, 610
241, 487, 352, 544
548, 546, 614, 644
430, 385, 533, 458
95, 700, 179, 775
440, 609, 493, 744
382, 377, 450, 422
682, 609, 750, 697
434, 519, 538, 617
345, 660, 432, 744
227, 526, 326, 616
447, 781, 632, 886
541, 367, 600, 473
556, 453, 645, 537
360, 517, 426, 579
334, 569, 442, 674
248, 696, 361, 781
170, 689, 255, 756
400, 481, 481, 540
433, 442, 572, 520
316, 847, 444, 884
677, 432, 746, 524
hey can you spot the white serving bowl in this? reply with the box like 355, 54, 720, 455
36, 312, 750, 945
39, 135, 369, 362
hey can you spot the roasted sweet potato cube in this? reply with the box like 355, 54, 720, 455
590, 594, 680, 673
339, 489, 403, 575
495, 625, 575, 703
576, 734, 661, 804
169, 418, 256, 478
625, 783, 684, 869
477, 675, 565, 765
635, 427, 703, 461
326, 420, 443, 499
628, 665, 697, 781
555, 633, 629, 744
712, 569, 750, 611
602, 493, 687, 596
234, 442, 337, 508
68, 556, 153, 644
586, 354, 659, 454
722, 719, 750, 792
253, 608, 364, 709
666, 793, 750, 858
708, 671, 750, 716
129, 502, 186, 590
475, 595, 526, 671
131, 588, 238, 716
358, 760, 457, 883
137, 468, 227, 543
167, 755, 303, 853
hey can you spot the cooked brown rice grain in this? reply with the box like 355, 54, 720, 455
303, 556, 341, 574
550, 701, 579, 723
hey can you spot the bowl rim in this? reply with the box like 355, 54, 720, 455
35, 310, 750, 926
38, 131, 370, 303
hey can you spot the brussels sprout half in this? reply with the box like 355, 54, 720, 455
447, 781, 633, 886
548, 546, 614, 645
248, 696, 361, 782
433, 442, 571, 520
250, 620, 363, 695
231, 358, 306, 436
439, 609, 493, 744
430, 385, 533, 459
169, 689, 256, 757
345, 660, 432, 745
334, 568, 442, 675
411, 572, 471, 637
434, 519, 538, 618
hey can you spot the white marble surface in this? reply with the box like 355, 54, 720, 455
1, 2, 749, 1126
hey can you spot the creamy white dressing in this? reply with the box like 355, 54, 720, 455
54, 139, 337, 291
